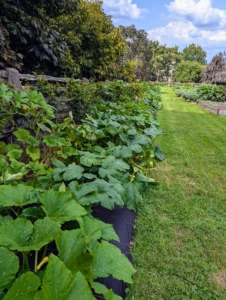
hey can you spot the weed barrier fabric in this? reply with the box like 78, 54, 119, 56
92, 205, 136, 299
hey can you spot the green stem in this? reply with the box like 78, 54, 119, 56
11, 208, 18, 218
25, 252, 29, 269
129, 158, 145, 171
34, 250, 38, 272
41, 153, 51, 165
41, 245, 48, 261
22, 252, 26, 269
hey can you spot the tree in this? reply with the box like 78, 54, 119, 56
181, 43, 207, 64
201, 52, 226, 84
150, 44, 180, 82
0, 0, 130, 80
119, 25, 152, 81
173, 61, 205, 83
54, 0, 126, 79
0, 0, 79, 72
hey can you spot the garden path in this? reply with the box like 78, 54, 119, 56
130, 86, 226, 299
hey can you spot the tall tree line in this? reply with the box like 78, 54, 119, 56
0, 2, 209, 82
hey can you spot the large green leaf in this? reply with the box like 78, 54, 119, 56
51, 159, 67, 181
13, 129, 29, 142
92, 241, 136, 284
52, 168, 65, 182
34, 255, 95, 300
0, 84, 13, 101
39, 190, 87, 223
121, 172, 150, 210
91, 179, 123, 209
155, 144, 165, 161
26, 136, 39, 147
120, 133, 150, 153
6, 149, 23, 160
114, 146, 132, 159
91, 282, 122, 300
144, 127, 162, 137
56, 229, 93, 277
0, 247, 19, 293
3, 272, 40, 300
63, 164, 84, 181
43, 136, 58, 147
104, 290, 123, 300
51, 158, 66, 169
0, 171, 24, 182
0, 216, 13, 226
21, 207, 45, 219
99, 156, 130, 179
0, 217, 60, 251
69, 181, 99, 206
80, 152, 106, 167
0, 184, 36, 207
26, 146, 41, 161
107, 175, 125, 198
79, 216, 119, 243
10, 159, 27, 174
2, 144, 19, 153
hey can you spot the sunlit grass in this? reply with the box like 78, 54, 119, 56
129, 86, 226, 299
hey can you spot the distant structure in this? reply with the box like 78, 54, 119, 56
202, 52, 226, 84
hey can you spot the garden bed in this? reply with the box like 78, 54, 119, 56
0, 81, 164, 300
198, 100, 226, 115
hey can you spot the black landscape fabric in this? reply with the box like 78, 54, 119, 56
92, 205, 136, 299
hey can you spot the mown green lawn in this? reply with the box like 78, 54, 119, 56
129, 86, 226, 299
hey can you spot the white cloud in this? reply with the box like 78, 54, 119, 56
148, 0, 226, 53
103, 0, 148, 19
166, 0, 226, 30
209, 31, 226, 42
148, 20, 226, 44
148, 21, 196, 42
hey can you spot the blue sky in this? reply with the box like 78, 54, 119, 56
103, 0, 226, 62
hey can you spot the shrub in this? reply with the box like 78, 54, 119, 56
197, 85, 226, 101
173, 61, 206, 83
174, 87, 199, 101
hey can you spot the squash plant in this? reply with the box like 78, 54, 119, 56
197, 85, 226, 101
0, 82, 163, 299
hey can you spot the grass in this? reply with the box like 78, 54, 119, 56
129, 86, 226, 299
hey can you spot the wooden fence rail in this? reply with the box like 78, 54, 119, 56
157, 81, 205, 88
1, 68, 211, 90
0, 68, 88, 89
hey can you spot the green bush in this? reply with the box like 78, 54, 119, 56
36, 80, 162, 123
197, 85, 226, 101
173, 61, 206, 83
174, 87, 199, 101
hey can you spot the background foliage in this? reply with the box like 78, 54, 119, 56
0, 0, 79, 71
180, 43, 207, 65
173, 61, 206, 83
0, 0, 221, 83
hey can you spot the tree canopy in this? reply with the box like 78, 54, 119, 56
173, 61, 205, 83
201, 52, 226, 84
150, 44, 180, 82
0, 0, 79, 71
119, 25, 151, 81
55, 0, 126, 79
0, 0, 128, 79
0, 4, 210, 82
181, 43, 207, 65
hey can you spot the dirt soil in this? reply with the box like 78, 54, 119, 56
202, 100, 226, 110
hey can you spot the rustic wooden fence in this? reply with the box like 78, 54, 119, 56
0, 68, 89, 89
0, 68, 91, 141
156, 81, 205, 88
